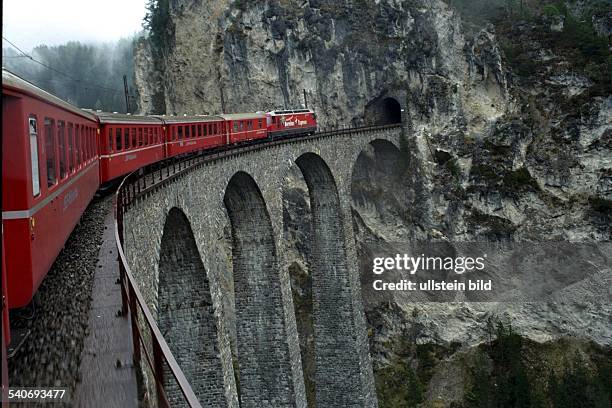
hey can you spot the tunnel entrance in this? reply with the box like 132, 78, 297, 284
364, 97, 402, 125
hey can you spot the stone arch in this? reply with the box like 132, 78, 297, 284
158, 207, 226, 406
351, 139, 404, 212
364, 96, 402, 125
223, 171, 294, 407
294, 152, 361, 407
350, 138, 410, 303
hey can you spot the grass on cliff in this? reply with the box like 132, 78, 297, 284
374, 319, 611, 408
495, 1, 611, 93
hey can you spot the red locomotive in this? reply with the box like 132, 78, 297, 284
1, 68, 318, 350
266, 109, 317, 138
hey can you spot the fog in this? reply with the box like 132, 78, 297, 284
2, 0, 148, 112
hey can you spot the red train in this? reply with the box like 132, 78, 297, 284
1, 68, 317, 347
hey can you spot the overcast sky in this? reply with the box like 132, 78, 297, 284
2, 0, 148, 52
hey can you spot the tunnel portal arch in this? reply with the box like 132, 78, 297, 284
364, 96, 402, 125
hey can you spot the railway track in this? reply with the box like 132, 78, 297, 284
7, 195, 112, 403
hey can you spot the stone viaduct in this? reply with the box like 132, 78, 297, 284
121, 97, 406, 408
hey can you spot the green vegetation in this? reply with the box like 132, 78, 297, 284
495, 1, 611, 92
143, 0, 173, 53
503, 167, 539, 193
470, 164, 501, 183
464, 320, 611, 408
373, 317, 611, 407
2, 39, 137, 112
588, 196, 612, 214
376, 361, 423, 408
446, 158, 461, 178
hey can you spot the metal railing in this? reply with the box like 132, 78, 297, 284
115, 175, 202, 408
113, 123, 401, 406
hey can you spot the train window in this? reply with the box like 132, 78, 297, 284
125, 128, 130, 149
214, 123, 218, 134
185, 125, 190, 138
86, 128, 90, 160
58, 121, 67, 179
84, 128, 88, 161
86, 128, 90, 161
44, 118, 58, 187
248, 121, 253, 131
137, 128, 142, 146
78, 126, 83, 165
67, 124, 74, 173
178, 126, 183, 139
191, 125, 196, 138
116, 127, 123, 150
197, 125, 201, 137
143, 128, 148, 146
233, 122, 238, 132
28, 116, 41, 197
108, 128, 113, 153
258, 119, 263, 128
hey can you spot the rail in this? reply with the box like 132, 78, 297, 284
113, 123, 400, 406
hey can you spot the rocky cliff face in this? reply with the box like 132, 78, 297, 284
135, 0, 611, 405
135, 0, 507, 130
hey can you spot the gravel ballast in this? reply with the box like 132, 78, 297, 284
8, 195, 112, 404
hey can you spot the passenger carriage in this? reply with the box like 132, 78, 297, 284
2, 69, 100, 308
96, 112, 164, 184
161, 115, 225, 158
221, 112, 268, 144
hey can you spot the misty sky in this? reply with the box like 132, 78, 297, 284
2, 0, 148, 52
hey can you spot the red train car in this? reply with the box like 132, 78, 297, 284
162, 115, 226, 158
2, 69, 100, 308
266, 109, 316, 138
97, 112, 164, 183
221, 112, 268, 144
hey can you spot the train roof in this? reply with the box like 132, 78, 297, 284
268, 108, 313, 115
92, 111, 163, 125
155, 115, 224, 124
2, 68, 98, 121
219, 112, 266, 120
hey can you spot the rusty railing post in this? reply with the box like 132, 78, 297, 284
129, 284, 141, 366
153, 338, 166, 408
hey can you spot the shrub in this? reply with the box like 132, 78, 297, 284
503, 167, 539, 192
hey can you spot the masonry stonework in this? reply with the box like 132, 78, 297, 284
122, 126, 402, 407
158, 208, 227, 406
